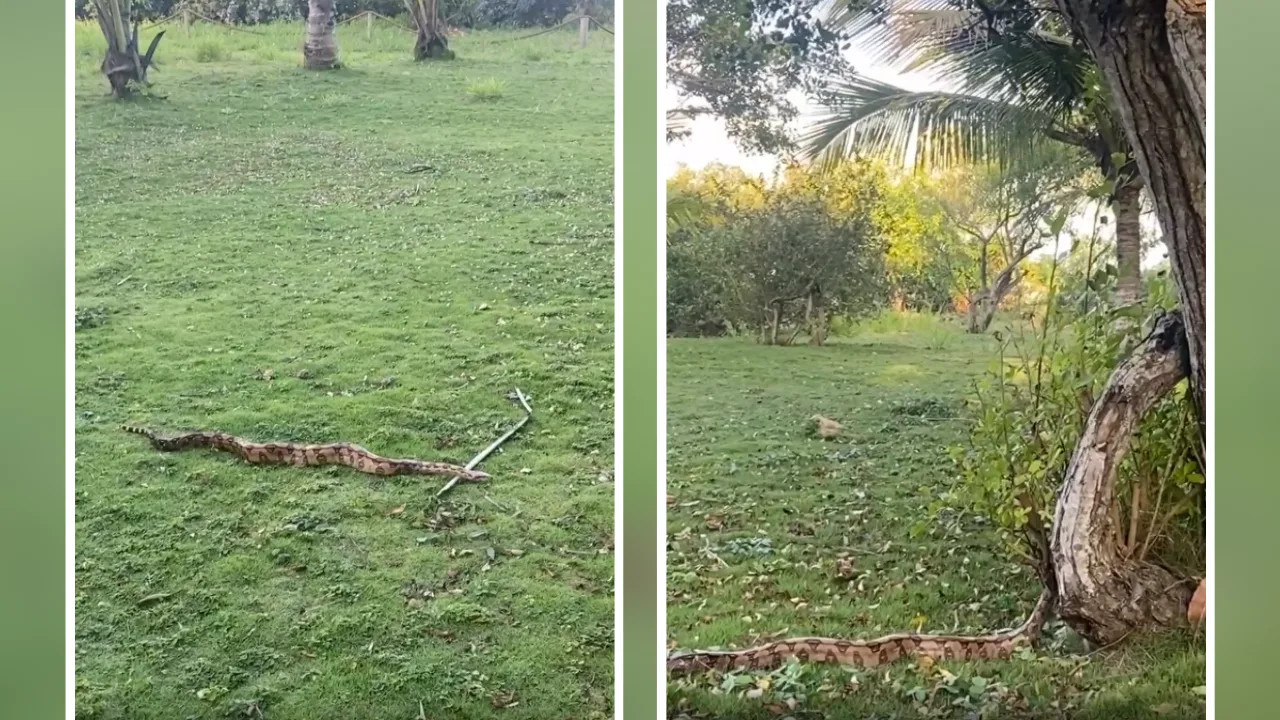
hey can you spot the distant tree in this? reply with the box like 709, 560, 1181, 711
800, 0, 1146, 306
928, 152, 1084, 333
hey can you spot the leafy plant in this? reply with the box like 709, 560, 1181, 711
466, 77, 507, 101
952, 244, 1203, 576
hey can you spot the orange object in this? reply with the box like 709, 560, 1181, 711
1187, 578, 1206, 624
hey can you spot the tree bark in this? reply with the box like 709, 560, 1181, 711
303, 0, 340, 70
1051, 0, 1206, 430
1166, 0, 1207, 137
1051, 311, 1194, 645
1112, 181, 1144, 306
407, 0, 452, 60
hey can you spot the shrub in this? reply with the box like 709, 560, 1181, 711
950, 256, 1203, 575
465, 77, 506, 101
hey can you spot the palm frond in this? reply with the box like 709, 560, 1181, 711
826, 0, 1090, 117
798, 75, 1054, 171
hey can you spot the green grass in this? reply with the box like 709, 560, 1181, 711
74, 21, 613, 720
665, 320, 1206, 719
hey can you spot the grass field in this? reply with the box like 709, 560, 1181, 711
74, 20, 613, 720
666, 316, 1206, 719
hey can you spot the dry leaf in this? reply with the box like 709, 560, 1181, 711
389, 504, 406, 516
812, 415, 843, 439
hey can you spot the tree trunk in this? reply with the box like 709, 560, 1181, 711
303, 0, 340, 70
1166, 0, 1207, 137
966, 290, 996, 334
808, 293, 827, 347
1051, 0, 1206, 429
966, 266, 1021, 334
408, 0, 453, 60
762, 302, 781, 345
1051, 312, 1195, 644
1112, 181, 1144, 306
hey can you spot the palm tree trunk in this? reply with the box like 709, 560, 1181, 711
303, 0, 340, 70
1112, 182, 1144, 306
408, 0, 451, 60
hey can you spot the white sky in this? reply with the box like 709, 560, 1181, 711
664, 45, 939, 179
663, 43, 1167, 267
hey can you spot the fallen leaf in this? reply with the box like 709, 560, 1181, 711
812, 415, 843, 439
389, 504, 406, 516
1151, 702, 1179, 715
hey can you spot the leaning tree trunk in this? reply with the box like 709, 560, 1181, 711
1052, 0, 1206, 429
1051, 312, 1195, 643
1112, 181, 1144, 306
303, 0, 340, 70
966, 266, 1020, 334
1049, 0, 1206, 641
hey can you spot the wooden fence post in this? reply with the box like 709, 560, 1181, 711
183, 7, 191, 37
366, 12, 373, 41
579, 16, 589, 48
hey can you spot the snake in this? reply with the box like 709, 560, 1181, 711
667, 587, 1054, 675
122, 425, 489, 482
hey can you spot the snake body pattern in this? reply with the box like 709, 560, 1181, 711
667, 588, 1054, 675
122, 425, 489, 482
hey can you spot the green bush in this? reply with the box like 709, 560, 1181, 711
950, 259, 1203, 575
665, 194, 889, 338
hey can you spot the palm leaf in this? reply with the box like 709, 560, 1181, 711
798, 75, 1053, 170
825, 0, 1091, 122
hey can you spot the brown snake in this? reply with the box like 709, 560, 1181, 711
122, 425, 490, 482
667, 588, 1054, 675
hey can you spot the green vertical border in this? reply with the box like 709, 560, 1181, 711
0, 1, 67, 717
621, 1, 659, 718
1216, 4, 1271, 717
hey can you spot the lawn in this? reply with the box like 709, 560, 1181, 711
73, 20, 613, 720
665, 316, 1205, 719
